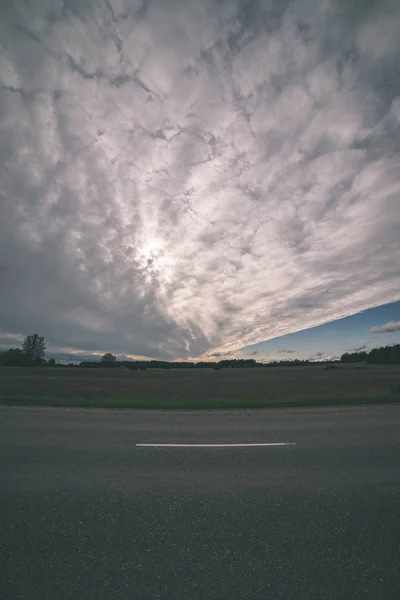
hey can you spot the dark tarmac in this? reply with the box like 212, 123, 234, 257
1, 405, 399, 599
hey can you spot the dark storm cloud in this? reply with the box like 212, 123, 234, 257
0, 0, 399, 359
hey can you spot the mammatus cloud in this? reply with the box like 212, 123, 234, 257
1, 0, 400, 359
369, 321, 400, 334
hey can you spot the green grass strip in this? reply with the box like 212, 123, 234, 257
1, 393, 399, 410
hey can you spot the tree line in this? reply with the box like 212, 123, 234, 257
340, 344, 400, 364
1, 335, 399, 368
0, 334, 48, 366
81, 356, 261, 370
0, 338, 312, 369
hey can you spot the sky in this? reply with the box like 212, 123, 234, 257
0, 0, 399, 362
238, 300, 400, 362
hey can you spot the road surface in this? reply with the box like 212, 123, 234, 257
1, 405, 399, 599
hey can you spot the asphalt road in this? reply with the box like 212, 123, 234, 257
1, 405, 399, 600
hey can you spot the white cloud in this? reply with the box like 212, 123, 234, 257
350, 344, 368, 352
369, 322, 400, 334
0, 0, 400, 359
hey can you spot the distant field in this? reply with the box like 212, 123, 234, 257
0, 364, 399, 409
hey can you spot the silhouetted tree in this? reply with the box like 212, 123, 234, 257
391, 345, 400, 364
100, 353, 116, 364
47, 358, 56, 367
340, 351, 367, 363
70, 346, 400, 370
0, 348, 30, 366
367, 344, 400, 364
341, 345, 400, 365
22, 334, 46, 365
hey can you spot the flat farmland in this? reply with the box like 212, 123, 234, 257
0, 364, 399, 409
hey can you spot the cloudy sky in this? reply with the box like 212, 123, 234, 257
238, 300, 400, 362
1, 0, 399, 361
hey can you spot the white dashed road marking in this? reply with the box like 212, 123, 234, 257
136, 443, 296, 447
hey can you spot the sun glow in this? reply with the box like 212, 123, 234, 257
135, 235, 176, 288
137, 240, 163, 270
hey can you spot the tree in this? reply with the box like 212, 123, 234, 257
47, 358, 56, 367
341, 351, 367, 363
367, 344, 400, 364
101, 353, 116, 364
22, 334, 46, 365
0, 348, 30, 366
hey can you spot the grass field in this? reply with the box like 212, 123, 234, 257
0, 364, 399, 409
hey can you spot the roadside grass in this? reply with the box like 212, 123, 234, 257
1, 365, 399, 410
1, 392, 399, 410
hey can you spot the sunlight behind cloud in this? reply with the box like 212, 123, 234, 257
0, 0, 399, 360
